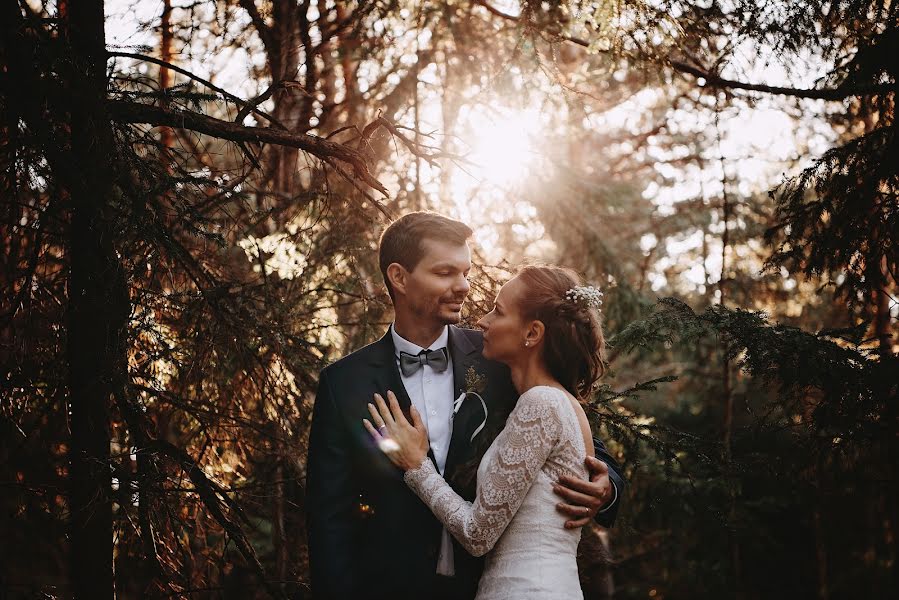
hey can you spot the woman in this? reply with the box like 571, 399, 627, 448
364, 265, 606, 599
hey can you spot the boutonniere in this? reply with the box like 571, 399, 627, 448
452, 366, 488, 443
464, 365, 487, 395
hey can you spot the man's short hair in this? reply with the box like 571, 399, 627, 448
378, 212, 473, 301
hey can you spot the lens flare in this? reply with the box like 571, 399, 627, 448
377, 437, 400, 454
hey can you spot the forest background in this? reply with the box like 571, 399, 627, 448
1, 1, 896, 598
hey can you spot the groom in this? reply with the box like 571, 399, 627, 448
306, 212, 624, 599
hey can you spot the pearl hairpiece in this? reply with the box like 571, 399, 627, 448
564, 285, 603, 310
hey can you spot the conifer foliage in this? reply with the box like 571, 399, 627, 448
1, 1, 896, 598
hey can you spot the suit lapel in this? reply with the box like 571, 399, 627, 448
445, 326, 481, 472
368, 331, 413, 413
449, 326, 476, 402
368, 329, 437, 469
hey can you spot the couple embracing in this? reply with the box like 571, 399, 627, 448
306, 212, 625, 599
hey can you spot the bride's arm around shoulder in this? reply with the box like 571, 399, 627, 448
405, 386, 564, 556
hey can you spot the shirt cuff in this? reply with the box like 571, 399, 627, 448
596, 480, 618, 514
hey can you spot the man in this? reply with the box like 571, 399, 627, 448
306, 212, 624, 599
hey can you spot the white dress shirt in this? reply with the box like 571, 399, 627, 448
391, 324, 458, 575
391, 324, 455, 475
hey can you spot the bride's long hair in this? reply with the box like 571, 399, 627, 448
514, 265, 606, 400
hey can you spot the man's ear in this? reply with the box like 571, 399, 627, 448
386, 263, 408, 297
525, 320, 545, 347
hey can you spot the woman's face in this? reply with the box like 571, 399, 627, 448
477, 275, 531, 364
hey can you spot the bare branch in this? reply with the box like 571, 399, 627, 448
669, 59, 896, 101
236, 0, 273, 51
147, 439, 286, 599
373, 116, 461, 166
107, 100, 389, 196
321, 156, 392, 218
107, 51, 289, 130
234, 81, 282, 125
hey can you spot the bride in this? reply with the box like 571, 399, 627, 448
364, 265, 606, 599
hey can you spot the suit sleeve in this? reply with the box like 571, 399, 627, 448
591, 434, 625, 528
306, 369, 358, 598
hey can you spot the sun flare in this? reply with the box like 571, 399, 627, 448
464, 111, 537, 186
453, 107, 541, 194
442, 105, 545, 261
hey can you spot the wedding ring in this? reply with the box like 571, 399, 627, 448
378, 425, 387, 435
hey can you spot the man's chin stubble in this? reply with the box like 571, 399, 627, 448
440, 311, 462, 325
409, 302, 462, 325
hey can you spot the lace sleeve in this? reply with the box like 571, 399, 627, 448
404, 387, 563, 556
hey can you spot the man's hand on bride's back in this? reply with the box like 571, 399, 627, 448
552, 456, 614, 529
363, 390, 430, 471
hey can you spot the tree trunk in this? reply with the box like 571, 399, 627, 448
273, 459, 289, 588
872, 256, 891, 356
336, 2, 361, 127
269, 0, 304, 202
717, 122, 742, 598
159, 0, 174, 152
813, 481, 830, 599
62, 2, 128, 598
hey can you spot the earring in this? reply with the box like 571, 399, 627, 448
524, 340, 530, 347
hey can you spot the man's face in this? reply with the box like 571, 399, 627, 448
399, 239, 472, 326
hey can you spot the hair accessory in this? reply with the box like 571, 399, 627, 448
564, 285, 603, 310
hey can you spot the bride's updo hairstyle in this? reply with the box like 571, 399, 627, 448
514, 265, 606, 399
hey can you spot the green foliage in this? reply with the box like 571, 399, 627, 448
766, 124, 898, 302
591, 297, 897, 597
612, 297, 896, 440
2, 0, 897, 598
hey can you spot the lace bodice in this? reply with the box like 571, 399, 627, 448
405, 386, 588, 599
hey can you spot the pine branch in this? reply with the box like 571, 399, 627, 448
146, 439, 287, 600
615, 298, 897, 440
472, 0, 895, 100
669, 59, 896, 101
763, 124, 898, 299
107, 100, 389, 196
107, 51, 288, 130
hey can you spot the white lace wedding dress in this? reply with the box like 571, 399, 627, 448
405, 385, 588, 599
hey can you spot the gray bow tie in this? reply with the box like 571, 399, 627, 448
399, 348, 449, 377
